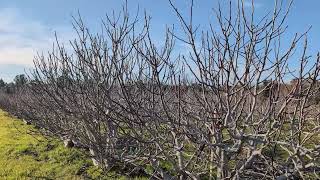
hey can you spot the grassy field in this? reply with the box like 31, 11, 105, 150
0, 109, 112, 179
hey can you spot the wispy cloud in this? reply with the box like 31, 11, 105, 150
236, 0, 264, 9
0, 8, 73, 81
0, 8, 74, 65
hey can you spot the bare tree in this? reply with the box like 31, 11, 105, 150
167, 0, 320, 179
0, 0, 319, 179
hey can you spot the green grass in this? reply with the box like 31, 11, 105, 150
0, 109, 123, 179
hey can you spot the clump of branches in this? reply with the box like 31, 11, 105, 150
1, 0, 320, 179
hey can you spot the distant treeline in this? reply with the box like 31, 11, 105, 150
0, 75, 28, 93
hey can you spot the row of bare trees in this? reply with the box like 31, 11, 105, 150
1, 0, 320, 179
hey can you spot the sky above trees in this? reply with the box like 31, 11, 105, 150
0, 0, 319, 82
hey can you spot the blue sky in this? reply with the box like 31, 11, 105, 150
0, 0, 319, 82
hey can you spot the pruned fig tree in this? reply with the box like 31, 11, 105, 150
0, 0, 319, 179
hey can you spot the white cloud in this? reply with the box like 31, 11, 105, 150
0, 8, 73, 67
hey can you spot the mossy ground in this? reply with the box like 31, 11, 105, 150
0, 109, 123, 179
